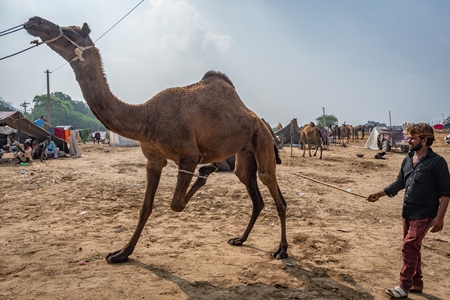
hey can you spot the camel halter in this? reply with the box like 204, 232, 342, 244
31, 27, 94, 62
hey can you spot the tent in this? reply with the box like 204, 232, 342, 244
274, 118, 301, 145
0, 111, 69, 152
107, 131, 140, 147
364, 127, 382, 150
365, 127, 408, 152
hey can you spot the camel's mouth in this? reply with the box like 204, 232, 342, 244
24, 17, 59, 37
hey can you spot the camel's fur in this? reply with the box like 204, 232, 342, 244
24, 17, 288, 263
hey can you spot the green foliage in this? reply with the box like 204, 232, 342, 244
0, 97, 19, 111
315, 114, 338, 127
28, 92, 105, 130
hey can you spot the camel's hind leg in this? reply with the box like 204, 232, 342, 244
231, 141, 288, 259
254, 142, 288, 259
228, 151, 263, 246
106, 159, 165, 263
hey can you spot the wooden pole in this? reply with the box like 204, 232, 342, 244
294, 173, 367, 199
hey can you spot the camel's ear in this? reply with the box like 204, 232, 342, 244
81, 23, 91, 37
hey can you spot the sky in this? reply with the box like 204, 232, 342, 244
0, 0, 449, 128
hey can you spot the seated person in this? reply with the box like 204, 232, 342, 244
8, 135, 33, 164
41, 136, 60, 160
32, 141, 44, 160
444, 134, 450, 144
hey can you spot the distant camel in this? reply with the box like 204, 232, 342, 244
300, 122, 326, 159
330, 125, 341, 144
353, 125, 366, 140
348, 125, 355, 142
340, 124, 351, 144
24, 16, 288, 262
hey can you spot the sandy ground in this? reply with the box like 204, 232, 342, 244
1, 131, 449, 300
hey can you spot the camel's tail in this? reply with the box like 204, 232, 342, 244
274, 143, 281, 164
319, 130, 327, 148
261, 118, 282, 164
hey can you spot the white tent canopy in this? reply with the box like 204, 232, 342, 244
364, 127, 382, 150
107, 131, 140, 147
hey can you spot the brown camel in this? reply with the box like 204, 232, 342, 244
348, 125, 355, 142
329, 124, 341, 144
353, 125, 366, 140
340, 124, 351, 144
300, 122, 326, 159
24, 17, 288, 262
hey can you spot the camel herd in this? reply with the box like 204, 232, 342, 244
278, 121, 371, 160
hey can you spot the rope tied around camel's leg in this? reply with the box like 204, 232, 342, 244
179, 169, 210, 180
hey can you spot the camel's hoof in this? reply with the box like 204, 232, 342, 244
105, 250, 130, 264
228, 238, 243, 246
271, 249, 288, 260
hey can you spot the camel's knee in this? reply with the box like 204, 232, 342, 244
257, 169, 271, 185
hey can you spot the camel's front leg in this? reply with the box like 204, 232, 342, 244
184, 165, 217, 201
106, 161, 164, 264
170, 157, 204, 212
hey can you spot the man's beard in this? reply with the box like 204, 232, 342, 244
410, 142, 423, 152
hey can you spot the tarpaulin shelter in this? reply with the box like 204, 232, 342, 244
274, 118, 301, 145
0, 111, 69, 152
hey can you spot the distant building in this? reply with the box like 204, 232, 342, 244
365, 120, 387, 127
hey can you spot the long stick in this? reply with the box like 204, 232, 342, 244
294, 173, 367, 199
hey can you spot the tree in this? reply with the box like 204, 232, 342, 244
0, 97, 19, 111
315, 114, 338, 127
28, 92, 106, 130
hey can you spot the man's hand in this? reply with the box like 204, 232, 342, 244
430, 217, 444, 233
367, 191, 386, 202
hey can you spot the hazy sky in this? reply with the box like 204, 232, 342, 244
1, 0, 449, 127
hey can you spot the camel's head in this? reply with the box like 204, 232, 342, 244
24, 16, 94, 62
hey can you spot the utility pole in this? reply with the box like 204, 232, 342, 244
45, 69, 51, 126
20, 100, 30, 114
389, 111, 392, 128
322, 107, 326, 128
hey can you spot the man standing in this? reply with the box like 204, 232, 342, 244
367, 123, 450, 299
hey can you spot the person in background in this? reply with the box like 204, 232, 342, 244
41, 136, 60, 160
94, 131, 101, 144
8, 135, 33, 164
367, 123, 450, 299
32, 140, 44, 160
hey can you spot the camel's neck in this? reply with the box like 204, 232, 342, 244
70, 48, 146, 140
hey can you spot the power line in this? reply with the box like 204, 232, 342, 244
51, 0, 144, 72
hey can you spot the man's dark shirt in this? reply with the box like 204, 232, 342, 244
384, 148, 450, 219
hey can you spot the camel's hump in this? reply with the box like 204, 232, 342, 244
201, 70, 234, 88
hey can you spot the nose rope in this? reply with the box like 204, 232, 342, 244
31, 27, 94, 62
